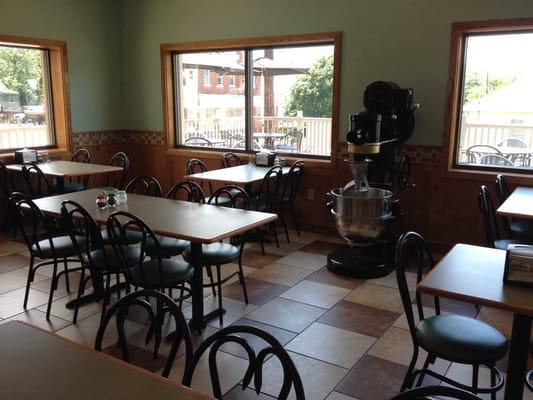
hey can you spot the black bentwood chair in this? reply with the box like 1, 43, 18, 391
95, 289, 193, 378
395, 232, 507, 398
182, 185, 250, 325
60, 200, 140, 323
63, 148, 93, 192
125, 176, 163, 197
275, 160, 304, 242
182, 325, 305, 400
253, 165, 282, 254
390, 385, 482, 400
220, 152, 242, 168
495, 174, 533, 239
166, 180, 206, 203
106, 211, 194, 306
11, 193, 83, 320
21, 162, 56, 197
106, 152, 130, 189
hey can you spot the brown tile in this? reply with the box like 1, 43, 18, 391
0, 253, 30, 273
345, 283, 409, 314
224, 386, 276, 400
32, 270, 91, 299
247, 262, 312, 286
223, 278, 289, 306
241, 249, 282, 268
319, 301, 400, 338
336, 355, 406, 400
219, 318, 297, 359
299, 240, 343, 256
279, 280, 350, 309
1, 309, 71, 332
307, 267, 364, 290
103, 342, 167, 373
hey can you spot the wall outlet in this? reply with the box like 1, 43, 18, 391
307, 188, 314, 200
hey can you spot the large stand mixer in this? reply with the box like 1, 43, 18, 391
327, 81, 417, 278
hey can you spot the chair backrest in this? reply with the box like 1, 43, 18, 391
61, 200, 103, 261
125, 176, 162, 197
185, 158, 211, 194
182, 325, 304, 400
70, 148, 93, 186
498, 137, 527, 148
106, 152, 129, 189
231, 139, 263, 151
95, 289, 193, 378
286, 130, 304, 152
389, 385, 482, 400
106, 211, 163, 288
495, 174, 511, 234
166, 181, 206, 203
21, 162, 52, 197
185, 137, 212, 147
220, 152, 241, 168
255, 165, 282, 211
479, 154, 515, 167
395, 232, 440, 345
10, 192, 54, 258
478, 185, 499, 247
281, 160, 304, 204
465, 145, 502, 164
0, 160, 16, 196
209, 185, 251, 209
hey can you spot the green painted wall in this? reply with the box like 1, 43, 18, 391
2, 0, 122, 132
118, 0, 533, 145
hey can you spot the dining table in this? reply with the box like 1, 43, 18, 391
417, 243, 533, 399
32, 188, 277, 330
253, 132, 286, 149
0, 320, 213, 400
7, 160, 123, 191
497, 186, 533, 220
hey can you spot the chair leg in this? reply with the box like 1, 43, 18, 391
258, 229, 266, 255
116, 273, 121, 299
178, 285, 185, 309
100, 273, 112, 324
279, 208, 290, 243
290, 205, 300, 236
415, 353, 432, 387
63, 258, 70, 293
205, 265, 216, 297
490, 366, 496, 400
46, 260, 58, 320
216, 265, 223, 326
271, 222, 280, 248
401, 348, 419, 391
238, 258, 249, 304
471, 364, 479, 394
23, 254, 35, 309
73, 266, 87, 324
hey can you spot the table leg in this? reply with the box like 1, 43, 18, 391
56, 176, 65, 192
504, 313, 531, 400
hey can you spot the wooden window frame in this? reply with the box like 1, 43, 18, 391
442, 18, 533, 180
0, 34, 72, 157
161, 32, 341, 167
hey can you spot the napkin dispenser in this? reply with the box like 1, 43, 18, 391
255, 151, 275, 167
504, 244, 533, 288
14, 148, 38, 163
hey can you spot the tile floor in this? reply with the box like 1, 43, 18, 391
0, 230, 531, 400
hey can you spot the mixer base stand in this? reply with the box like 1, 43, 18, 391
327, 244, 394, 279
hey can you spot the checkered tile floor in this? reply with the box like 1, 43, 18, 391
0, 231, 530, 400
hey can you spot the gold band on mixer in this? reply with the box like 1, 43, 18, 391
347, 143, 381, 155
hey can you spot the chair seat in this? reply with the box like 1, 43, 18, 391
416, 315, 508, 364
509, 219, 533, 239
32, 235, 84, 259
183, 242, 240, 265
145, 236, 190, 257
60, 182, 86, 193
83, 245, 141, 271
493, 238, 533, 250
130, 259, 193, 288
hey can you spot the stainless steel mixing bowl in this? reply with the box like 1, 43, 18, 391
328, 186, 393, 244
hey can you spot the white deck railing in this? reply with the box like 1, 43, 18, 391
0, 124, 50, 149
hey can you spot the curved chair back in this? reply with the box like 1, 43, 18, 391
125, 176, 162, 197
281, 160, 304, 205
465, 145, 501, 164
70, 148, 93, 187
231, 140, 263, 151
21, 163, 52, 197
106, 211, 165, 288
220, 152, 241, 168
186, 158, 211, 194
255, 165, 282, 212
389, 385, 482, 400
208, 185, 251, 209
61, 200, 103, 260
395, 232, 440, 343
495, 174, 511, 234
106, 152, 129, 189
95, 289, 193, 378
166, 181, 205, 203
185, 137, 212, 147
479, 154, 515, 167
10, 192, 55, 259
0, 160, 16, 197
182, 325, 304, 400
498, 137, 527, 148
277, 130, 304, 153
478, 185, 499, 247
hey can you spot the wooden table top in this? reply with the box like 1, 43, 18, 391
417, 244, 533, 316
7, 161, 123, 177
186, 163, 290, 185
0, 321, 213, 400
497, 187, 533, 220
33, 188, 277, 243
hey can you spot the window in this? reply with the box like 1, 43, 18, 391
161, 32, 341, 158
0, 35, 70, 153
203, 70, 211, 86
445, 19, 533, 173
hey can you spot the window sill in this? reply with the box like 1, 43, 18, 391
445, 165, 533, 185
